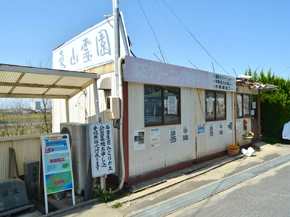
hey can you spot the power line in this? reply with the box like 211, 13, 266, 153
188, 60, 199, 70
233, 68, 238, 78
153, 53, 163, 62
277, 66, 290, 77
154, 0, 199, 69
138, 0, 167, 63
161, 0, 231, 76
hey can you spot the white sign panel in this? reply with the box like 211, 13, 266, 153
89, 122, 116, 178
150, 128, 160, 148
53, 12, 129, 71
123, 56, 236, 92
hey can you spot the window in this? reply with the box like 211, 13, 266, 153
237, 94, 250, 118
144, 86, 181, 126
205, 91, 226, 121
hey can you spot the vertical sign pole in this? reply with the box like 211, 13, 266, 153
100, 176, 106, 193
41, 142, 49, 214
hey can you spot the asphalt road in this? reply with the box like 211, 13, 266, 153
21, 143, 290, 217
169, 160, 290, 217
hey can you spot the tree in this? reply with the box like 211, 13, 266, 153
33, 99, 52, 133
246, 68, 290, 143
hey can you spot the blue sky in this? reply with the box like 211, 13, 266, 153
1, 0, 290, 79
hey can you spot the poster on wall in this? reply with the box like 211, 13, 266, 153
167, 96, 177, 114
209, 123, 214, 137
252, 101, 256, 109
89, 122, 116, 178
197, 123, 205, 135
134, 130, 145, 150
228, 121, 233, 134
41, 134, 75, 214
206, 97, 214, 116
236, 120, 242, 136
169, 126, 177, 143
150, 128, 160, 148
219, 122, 223, 135
182, 125, 189, 141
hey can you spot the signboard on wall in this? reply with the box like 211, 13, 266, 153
150, 128, 160, 148
123, 56, 236, 92
52, 12, 130, 71
41, 134, 75, 214
89, 122, 116, 177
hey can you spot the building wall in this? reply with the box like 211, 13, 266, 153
196, 91, 234, 158
236, 85, 259, 145
51, 63, 259, 182
52, 72, 121, 176
127, 83, 235, 177
52, 73, 113, 132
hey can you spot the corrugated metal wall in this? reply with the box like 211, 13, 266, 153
128, 83, 237, 177
128, 84, 197, 176
196, 91, 235, 158
52, 72, 121, 175
0, 135, 42, 180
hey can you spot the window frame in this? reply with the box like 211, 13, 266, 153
144, 85, 181, 127
237, 94, 250, 118
205, 90, 226, 121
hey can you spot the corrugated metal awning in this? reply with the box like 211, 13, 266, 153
249, 83, 278, 91
0, 64, 100, 99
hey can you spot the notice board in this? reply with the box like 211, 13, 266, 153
89, 122, 116, 178
41, 134, 75, 214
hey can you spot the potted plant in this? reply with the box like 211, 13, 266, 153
242, 131, 254, 139
227, 144, 240, 156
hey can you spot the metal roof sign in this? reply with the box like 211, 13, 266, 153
123, 56, 236, 92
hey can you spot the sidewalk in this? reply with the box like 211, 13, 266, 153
42, 142, 290, 217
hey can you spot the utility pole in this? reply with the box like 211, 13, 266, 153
114, 0, 120, 96
113, 0, 123, 188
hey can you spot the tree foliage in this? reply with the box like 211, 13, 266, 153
245, 68, 290, 143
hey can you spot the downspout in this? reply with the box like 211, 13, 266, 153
258, 89, 261, 141
110, 57, 125, 193
233, 91, 237, 145
116, 56, 125, 190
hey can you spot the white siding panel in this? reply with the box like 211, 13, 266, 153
52, 73, 114, 132
128, 84, 197, 177
195, 89, 206, 158
52, 99, 67, 132
179, 87, 195, 162
197, 91, 234, 158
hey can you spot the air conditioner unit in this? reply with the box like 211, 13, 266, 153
60, 122, 90, 195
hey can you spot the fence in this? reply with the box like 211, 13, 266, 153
0, 133, 57, 180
